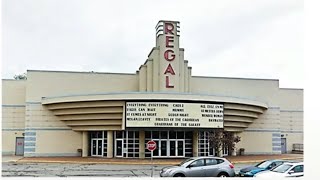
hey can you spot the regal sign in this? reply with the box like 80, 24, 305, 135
126, 102, 224, 128
163, 22, 176, 88
156, 21, 180, 90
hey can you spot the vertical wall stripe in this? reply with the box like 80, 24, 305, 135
24, 130, 36, 153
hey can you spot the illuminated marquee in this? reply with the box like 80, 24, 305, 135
126, 102, 224, 128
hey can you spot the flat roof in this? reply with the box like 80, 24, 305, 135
27, 69, 136, 76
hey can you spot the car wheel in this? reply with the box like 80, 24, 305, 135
218, 172, 229, 177
173, 173, 185, 177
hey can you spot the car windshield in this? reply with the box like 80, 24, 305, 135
271, 164, 293, 173
179, 158, 194, 166
255, 161, 272, 169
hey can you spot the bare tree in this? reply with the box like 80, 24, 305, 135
206, 129, 241, 156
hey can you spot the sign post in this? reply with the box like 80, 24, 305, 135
147, 140, 157, 177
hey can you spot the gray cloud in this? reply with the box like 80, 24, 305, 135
2, 0, 303, 88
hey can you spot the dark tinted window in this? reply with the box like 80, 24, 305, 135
145, 131, 151, 138
217, 159, 225, 164
205, 158, 217, 166
190, 159, 205, 167
292, 165, 303, 173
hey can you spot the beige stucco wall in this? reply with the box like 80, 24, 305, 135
248, 108, 280, 130
35, 130, 82, 156
191, 77, 279, 105
236, 131, 273, 154
26, 70, 139, 102
2, 80, 26, 105
277, 88, 303, 110
280, 110, 303, 153
25, 104, 67, 128
280, 111, 303, 132
2, 80, 27, 155
282, 133, 303, 152
2, 106, 26, 129
2, 131, 25, 155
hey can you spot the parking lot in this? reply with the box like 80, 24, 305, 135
1, 154, 303, 177
2, 162, 256, 177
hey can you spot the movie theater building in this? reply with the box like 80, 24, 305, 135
2, 20, 303, 158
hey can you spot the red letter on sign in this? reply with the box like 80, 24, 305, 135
165, 23, 174, 35
164, 50, 175, 61
166, 36, 174, 48
166, 76, 174, 88
164, 64, 176, 75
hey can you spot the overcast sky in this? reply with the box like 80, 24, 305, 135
2, 0, 303, 88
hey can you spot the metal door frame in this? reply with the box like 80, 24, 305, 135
15, 137, 24, 156
169, 140, 185, 157
281, 138, 287, 154
115, 139, 124, 157
91, 139, 103, 157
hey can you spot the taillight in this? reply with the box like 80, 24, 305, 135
229, 164, 234, 169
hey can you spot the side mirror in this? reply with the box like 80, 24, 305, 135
288, 170, 295, 174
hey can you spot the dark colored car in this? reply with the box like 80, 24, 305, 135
238, 159, 287, 177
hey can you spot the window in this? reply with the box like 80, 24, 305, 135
217, 159, 224, 164
190, 159, 205, 167
205, 158, 217, 166
114, 131, 139, 158
292, 165, 303, 173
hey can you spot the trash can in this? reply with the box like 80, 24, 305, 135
239, 148, 245, 156
77, 149, 83, 157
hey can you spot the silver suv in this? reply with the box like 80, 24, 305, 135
160, 157, 235, 177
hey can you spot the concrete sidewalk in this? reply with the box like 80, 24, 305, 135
3, 154, 303, 165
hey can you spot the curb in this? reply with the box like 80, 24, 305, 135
232, 157, 303, 164
15, 157, 303, 165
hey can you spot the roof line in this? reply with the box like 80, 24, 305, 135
192, 75, 279, 81
27, 69, 137, 75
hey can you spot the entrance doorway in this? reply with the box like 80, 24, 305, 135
152, 140, 184, 157
89, 131, 108, 157
115, 139, 123, 157
145, 131, 193, 158
15, 137, 24, 156
91, 139, 103, 156
281, 138, 287, 154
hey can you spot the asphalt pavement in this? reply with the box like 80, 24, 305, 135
1, 154, 303, 177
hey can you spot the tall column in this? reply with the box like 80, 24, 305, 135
82, 131, 88, 157
193, 130, 199, 157
107, 131, 114, 158
139, 131, 145, 159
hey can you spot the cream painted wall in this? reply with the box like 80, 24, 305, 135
236, 131, 273, 154
2, 131, 25, 155
191, 77, 279, 105
26, 71, 139, 102
25, 104, 67, 128
35, 130, 82, 155
280, 111, 303, 131
2, 80, 26, 105
2, 107, 25, 129
277, 89, 303, 110
248, 108, 280, 130
281, 133, 303, 152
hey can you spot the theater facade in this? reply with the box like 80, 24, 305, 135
2, 20, 303, 158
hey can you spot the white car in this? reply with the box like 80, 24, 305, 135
254, 162, 303, 177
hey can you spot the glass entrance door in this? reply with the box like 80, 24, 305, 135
160, 140, 167, 157
91, 139, 103, 156
169, 140, 184, 157
169, 140, 176, 156
177, 140, 184, 156
115, 139, 123, 157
